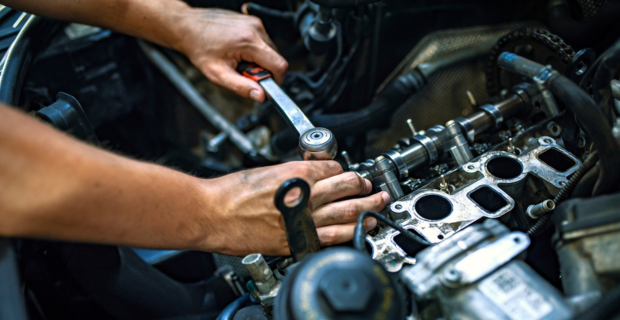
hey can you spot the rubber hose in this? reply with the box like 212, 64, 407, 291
591, 38, 620, 123
548, 76, 620, 195
243, 3, 295, 19
271, 69, 426, 153
216, 293, 250, 320
353, 210, 430, 254
570, 165, 599, 198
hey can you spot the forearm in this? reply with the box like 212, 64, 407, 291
1, 0, 190, 50
0, 104, 217, 250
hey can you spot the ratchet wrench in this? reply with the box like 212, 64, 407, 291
238, 62, 337, 160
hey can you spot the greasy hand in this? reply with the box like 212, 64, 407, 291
202, 161, 390, 256
173, 8, 287, 102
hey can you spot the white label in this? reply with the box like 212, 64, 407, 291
479, 268, 553, 320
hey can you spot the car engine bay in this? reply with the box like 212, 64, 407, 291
2, 0, 620, 319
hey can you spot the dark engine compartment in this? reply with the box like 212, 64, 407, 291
2, 0, 620, 319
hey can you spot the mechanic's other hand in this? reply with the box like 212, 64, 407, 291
202, 161, 390, 256
174, 8, 287, 103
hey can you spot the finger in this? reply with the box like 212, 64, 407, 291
241, 42, 288, 85
312, 192, 389, 228
311, 172, 371, 207
204, 62, 266, 102
317, 218, 378, 247
293, 161, 343, 184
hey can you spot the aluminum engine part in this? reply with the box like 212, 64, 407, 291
553, 193, 620, 312
368, 21, 545, 155
402, 219, 573, 320
368, 136, 582, 272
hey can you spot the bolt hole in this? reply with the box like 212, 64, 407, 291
514, 237, 521, 243
283, 187, 304, 208
438, 234, 444, 240
395, 204, 402, 210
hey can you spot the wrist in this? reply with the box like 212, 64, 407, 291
189, 176, 229, 252
166, 5, 207, 54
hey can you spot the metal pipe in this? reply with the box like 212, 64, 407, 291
526, 200, 556, 219
138, 41, 258, 156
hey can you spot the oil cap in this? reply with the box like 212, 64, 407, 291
273, 247, 404, 320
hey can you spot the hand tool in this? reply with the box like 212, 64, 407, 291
238, 61, 337, 160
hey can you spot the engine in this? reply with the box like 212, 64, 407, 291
3, 0, 620, 319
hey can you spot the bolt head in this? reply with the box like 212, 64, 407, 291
319, 269, 374, 313
443, 268, 461, 283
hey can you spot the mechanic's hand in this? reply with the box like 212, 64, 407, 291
174, 8, 287, 103
202, 161, 389, 256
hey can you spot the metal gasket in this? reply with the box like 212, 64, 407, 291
367, 137, 582, 272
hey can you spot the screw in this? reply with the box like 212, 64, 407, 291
507, 138, 517, 154
395, 204, 403, 210
543, 138, 552, 144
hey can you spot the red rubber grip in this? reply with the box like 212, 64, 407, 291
237, 61, 272, 81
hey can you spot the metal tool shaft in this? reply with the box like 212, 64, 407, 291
259, 78, 315, 135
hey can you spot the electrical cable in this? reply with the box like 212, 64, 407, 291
354, 210, 430, 253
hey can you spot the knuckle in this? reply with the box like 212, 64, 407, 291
321, 228, 338, 245
344, 172, 364, 191
276, 59, 289, 72
327, 160, 344, 173
343, 202, 359, 220
237, 30, 257, 44
249, 16, 264, 29
292, 163, 312, 177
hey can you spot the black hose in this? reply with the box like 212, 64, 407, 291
215, 293, 250, 320
242, 3, 295, 20
571, 165, 599, 198
353, 210, 430, 253
548, 76, 620, 195
272, 68, 426, 153
527, 151, 599, 236
591, 38, 620, 122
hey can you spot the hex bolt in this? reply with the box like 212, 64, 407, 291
443, 268, 461, 284
526, 199, 556, 219
242, 253, 276, 293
